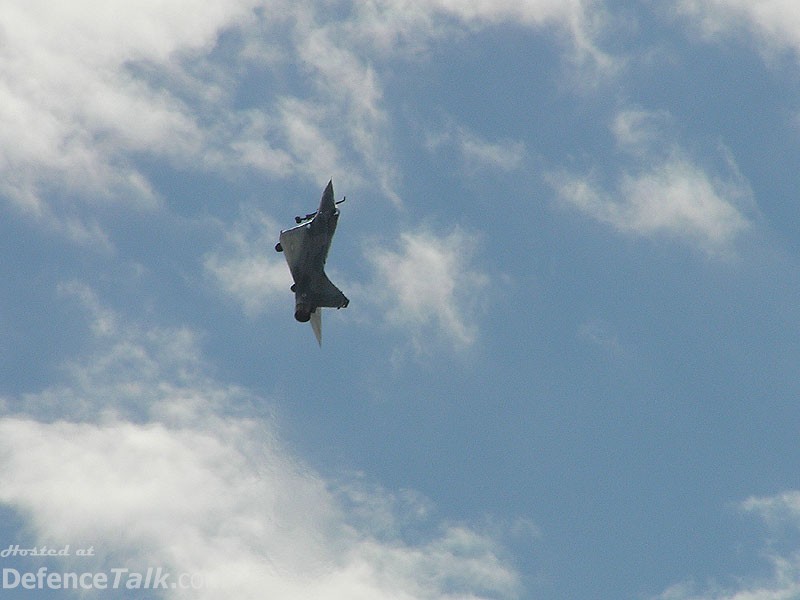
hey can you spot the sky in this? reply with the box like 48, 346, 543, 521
1, 1, 800, 598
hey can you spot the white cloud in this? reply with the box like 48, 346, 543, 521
578, 318, 626, 359
553, 108, 753, 255
365, 227, 490, 350
675, 1, 800, 58
0, 0, 264, 239
0, 286, 521, 599
206, 204, 493, 352
256, 0, 608, 201
611, 109, 674, 154
0, 0, 613, 241
556, 159, 749, 250
459, 133, 525, 172
653, 491, 800, 600
448, 0, 612, 69
741, 491, 800, 532
226, 111, 295, 176
349, 0, 612, 70
204, 208, 290, 317
426, 122, 526, 173
207, 212, 492, 353
284, 0, 602, 202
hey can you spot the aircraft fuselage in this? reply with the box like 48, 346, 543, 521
277, 181, 349, 332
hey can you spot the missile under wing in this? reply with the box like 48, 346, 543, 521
275, 180, 349, 344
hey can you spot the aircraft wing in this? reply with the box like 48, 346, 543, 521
308, 274, 348, 346
278, 224, 308, 281
312, 272, 349, 309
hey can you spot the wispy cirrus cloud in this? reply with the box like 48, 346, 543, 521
206, 209, 491, 352
354, 0, 612, 69
654, 491, 800, 600
268, 0, 610, 203
555, 158, 750, 251
364, 227, 490, 351
426, 121, 526, 173
0, 0, 614, 243
552, 107, 753, 255
675, 0, 800, 58
0, 284, 521, 599
204, 207, 289, 317
0, 0, 263, 240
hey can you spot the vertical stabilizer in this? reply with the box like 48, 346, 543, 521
310, 309, 322, 346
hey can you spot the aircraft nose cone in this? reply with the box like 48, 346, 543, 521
320, 180, 335, 212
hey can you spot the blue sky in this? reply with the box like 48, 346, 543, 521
1, 1, 800, 598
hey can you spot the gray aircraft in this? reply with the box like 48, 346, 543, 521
275, 180, 349, 344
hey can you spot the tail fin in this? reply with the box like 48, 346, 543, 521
310, 309, 322, 346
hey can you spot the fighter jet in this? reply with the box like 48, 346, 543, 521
275, 180, 349, 344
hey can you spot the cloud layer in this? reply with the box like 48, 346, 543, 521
365, 228, 490, 350
0, 0, 263, 240
0, 0, 611, 243
676, 1, 800, 57
654, 492, 800, 600
206, 214, 492, 350
425, 122, 526, 173
204, 208, 290, 317
0, 286, 519, 599
552, 108, 753, 254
